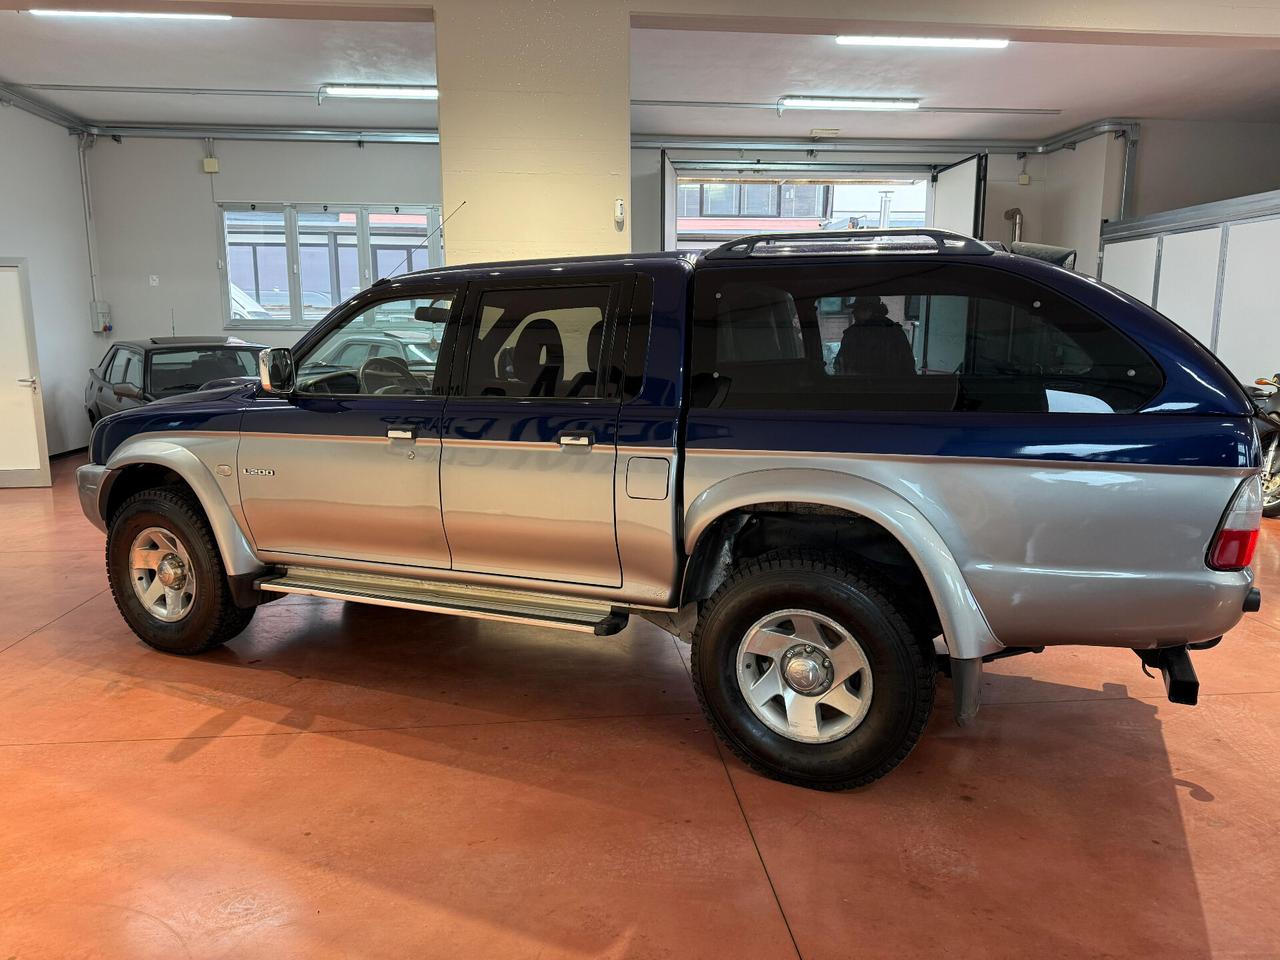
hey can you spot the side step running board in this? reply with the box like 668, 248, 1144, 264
257, 567, 629, 636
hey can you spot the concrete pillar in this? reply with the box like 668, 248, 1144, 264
433, 0, 631, 264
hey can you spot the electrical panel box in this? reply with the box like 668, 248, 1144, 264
90, 300, 112, 334
202, 157, 220, 174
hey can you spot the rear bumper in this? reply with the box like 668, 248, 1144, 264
76, 463, 111, 533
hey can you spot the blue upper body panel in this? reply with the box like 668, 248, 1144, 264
89, 248, 1257, 470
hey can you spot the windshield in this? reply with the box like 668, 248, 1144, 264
148, 348, 259, 397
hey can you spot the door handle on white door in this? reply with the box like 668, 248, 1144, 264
386, 428, 415, 440
558, 432, 594, 448
16, 377, 36, 387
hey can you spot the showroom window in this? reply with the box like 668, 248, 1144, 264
220, 203, 443, 330
674, 182, 831, 219
690, 263, 1163, 413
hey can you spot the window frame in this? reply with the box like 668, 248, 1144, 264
218, 202, 444, 331
451, 276, 633, 403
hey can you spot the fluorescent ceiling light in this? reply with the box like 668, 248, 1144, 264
778, 96, 919, 112
28, 9, 233, 19
319, 84, 439, 101
836, 35, 1008, 48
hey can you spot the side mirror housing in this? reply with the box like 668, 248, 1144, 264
112, 383, 142, 400
258, 347, 296, 394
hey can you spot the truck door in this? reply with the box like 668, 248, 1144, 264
439, 277, 632, 587
238, 289, 458, 569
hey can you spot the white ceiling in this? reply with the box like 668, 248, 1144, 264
631, 30, 1280, 140
0, 12, 439, 128
1, 13, 1279, 139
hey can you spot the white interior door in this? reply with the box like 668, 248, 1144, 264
931, 154, 988, 238
0, 263, 51, 488
660, 150, 678, 250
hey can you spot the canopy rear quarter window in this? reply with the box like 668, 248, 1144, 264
690, 262, 1164, 413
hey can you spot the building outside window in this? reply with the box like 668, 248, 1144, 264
674, 179, 928, 248
220, 203, 442, 330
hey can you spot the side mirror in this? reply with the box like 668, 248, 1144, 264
112, 383, 142, 400
258, 347, 296, 394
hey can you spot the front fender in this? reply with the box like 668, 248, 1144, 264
104, 434, 263, 577
683, 467, 1002, 659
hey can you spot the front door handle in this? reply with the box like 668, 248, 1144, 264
387, 428, 416, 440
558, 431, 594, 448
16, 377, 36, 386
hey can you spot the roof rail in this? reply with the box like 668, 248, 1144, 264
703, 228, 994, 260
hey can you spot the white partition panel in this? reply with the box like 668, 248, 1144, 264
1100, 237, 1159, 305
1216, 217, 1280, 382
932, 154, 986, 237
1154, 227, 1222, 344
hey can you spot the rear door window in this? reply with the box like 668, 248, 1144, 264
460, 285, 616, 399
690, 262, 1163, 413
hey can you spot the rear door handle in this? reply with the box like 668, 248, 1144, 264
387, 428, 416, 440
558, 431, 594, 448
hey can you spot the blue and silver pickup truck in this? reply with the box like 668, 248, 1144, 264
77, 229, 1263, 790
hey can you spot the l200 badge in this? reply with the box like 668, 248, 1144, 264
242, 467, 275, 477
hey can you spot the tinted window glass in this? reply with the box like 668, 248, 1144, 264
296, 294, 454, 396
691, 263, 1163, 413
605, 275, 653, 402
462, 286, 612, 399
148, 349, 258, 397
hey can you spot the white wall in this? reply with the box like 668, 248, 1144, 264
0, 107, 96, 455
88, 138, 443, 348
983, 153, 1047, 246
1130, 119, 1280, 218
1041, 133, 1123, 276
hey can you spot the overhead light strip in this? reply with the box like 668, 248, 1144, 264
319, 84, 439, 101
835, 35, 1008, 48
28, 9, 233, 19
778, 96, 919, 112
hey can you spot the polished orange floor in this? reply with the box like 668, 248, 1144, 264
2, 456, 1279, 959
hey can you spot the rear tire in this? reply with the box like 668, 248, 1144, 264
1262, 436, 1280, 518
691, 549, 934, 790
106, 488, 255, 655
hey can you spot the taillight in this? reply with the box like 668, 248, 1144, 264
1208, 476, 1263, 571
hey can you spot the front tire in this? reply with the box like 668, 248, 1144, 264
691, 550, 934, 790
106, 488, 255, 655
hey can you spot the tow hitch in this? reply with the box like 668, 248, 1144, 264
1136, 645, 1199, 705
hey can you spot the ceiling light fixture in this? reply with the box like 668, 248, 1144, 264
28, 8, 233, 19
835, 35, 1009, 48
318, 84, 439, 101
778, 96, 919, 112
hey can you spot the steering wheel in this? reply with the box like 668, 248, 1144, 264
358, 356, 419, 395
